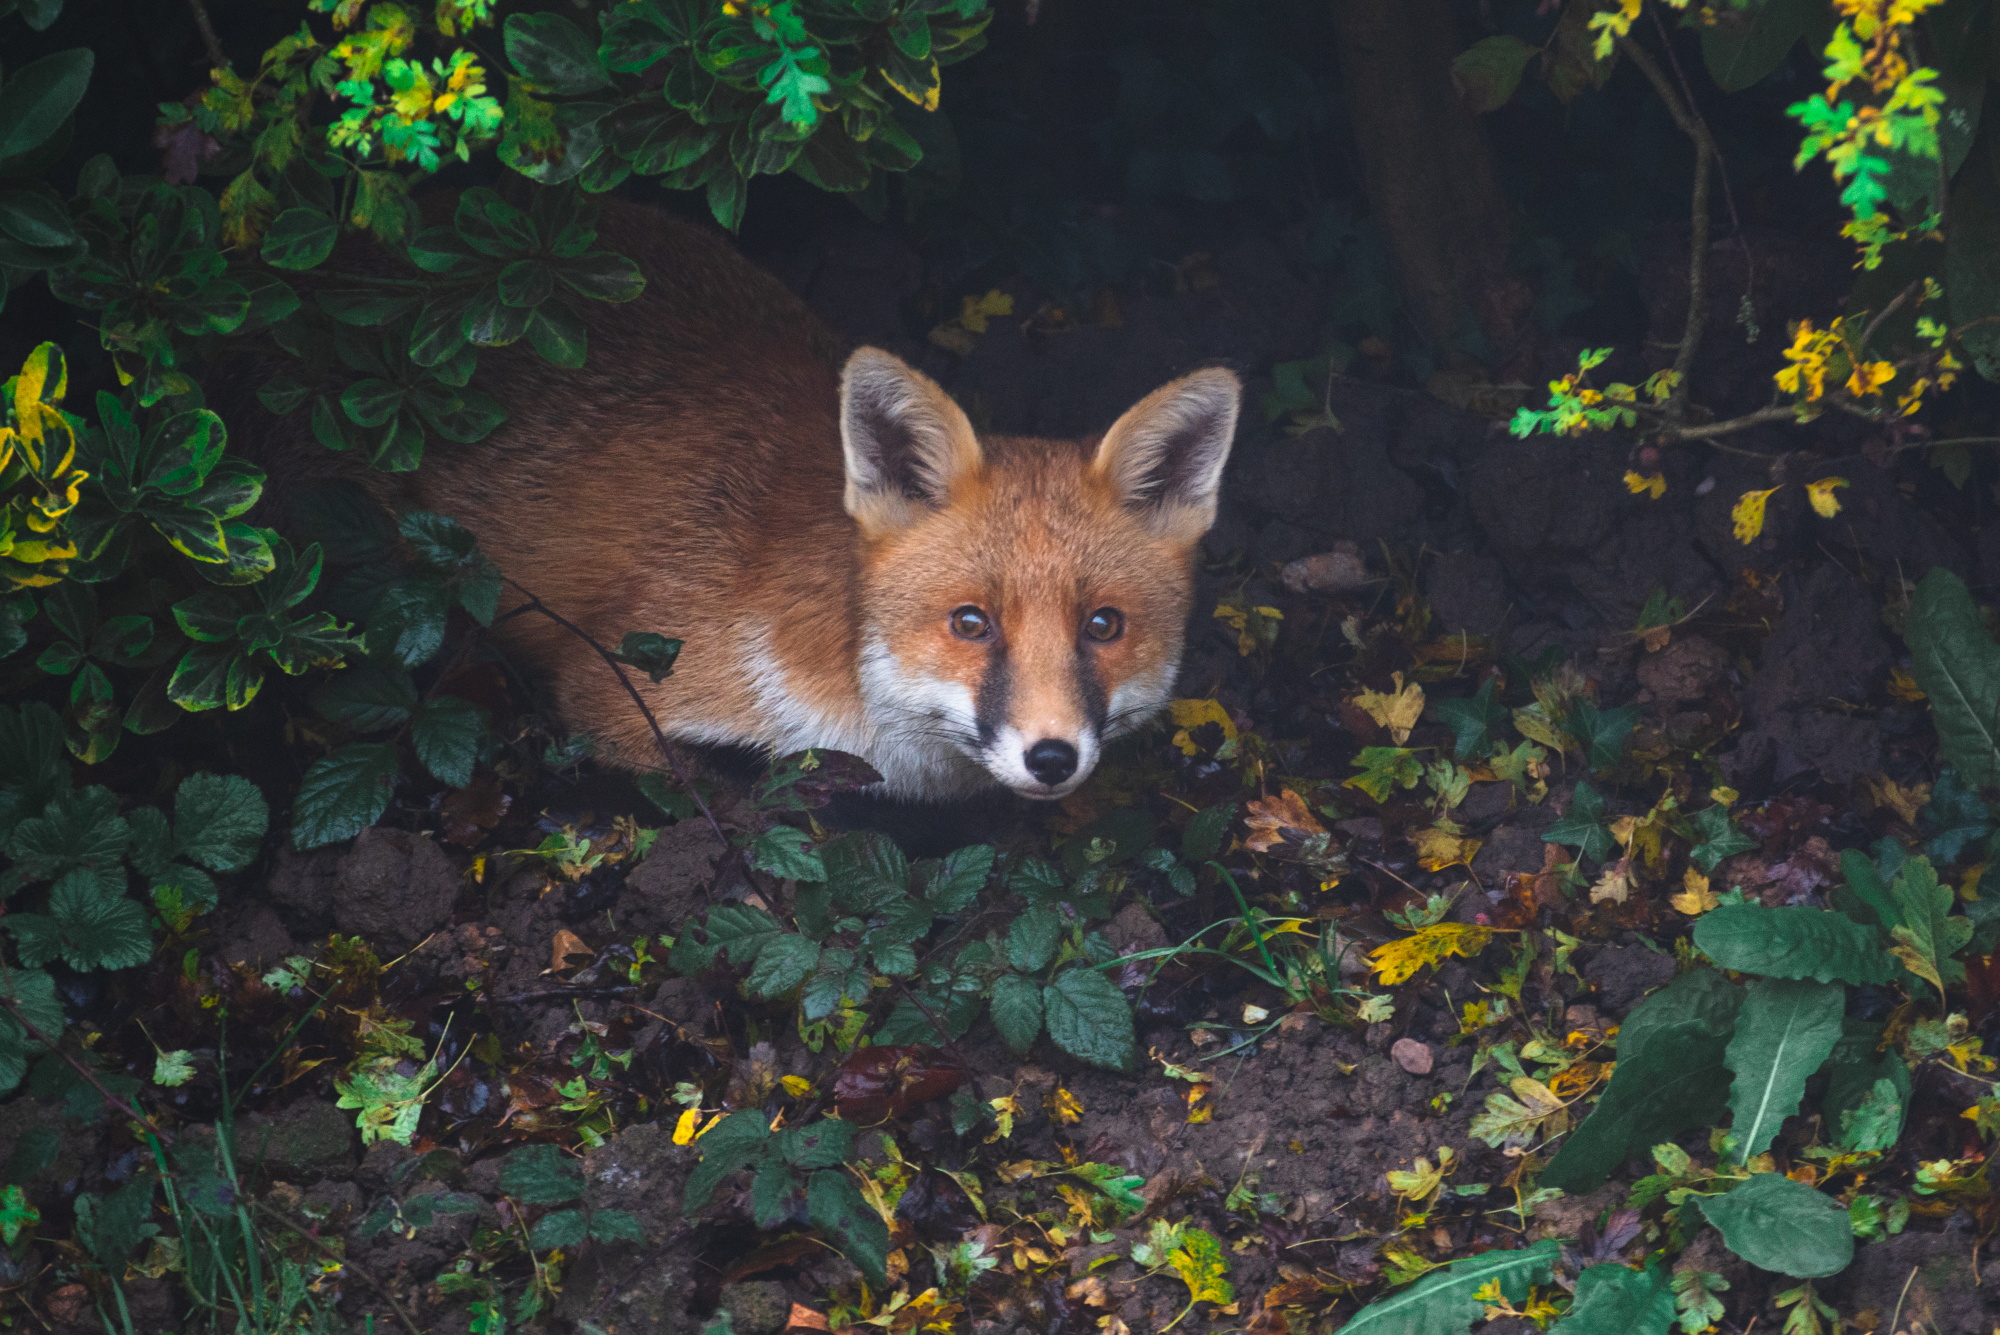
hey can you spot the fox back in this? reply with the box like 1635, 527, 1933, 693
410, 202, 1241, 800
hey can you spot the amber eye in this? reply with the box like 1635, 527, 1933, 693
950, 606, 993, 640
1084, 608, 1124, 642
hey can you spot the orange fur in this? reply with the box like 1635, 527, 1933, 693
409, 202, 1240, 799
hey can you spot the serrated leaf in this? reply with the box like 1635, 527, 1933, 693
171, 773, 268, 872
1550, 1263, 1674, 1333
1043, 967, 1133, 1070
989, 972, 1043, 1054
807, 1168, 888, 1286
499, 1144, 585, 1205
1693, 905, 1895, 984
1885, 854, 1972, 999
821, 832, 908, 912
1182, 803, 1234, 862
311, 665, 419, 732
1694, 1174, 1852, 1278
412, 694, 488, 789
1688, 803, 1758, 872
751, 825, 825, 881
746, 933, 820, 999
1369, 923, 1493, 986
8, 868, 153, 970
1342, 1239, 1562, 1334
289, 744, 398, 850
527, 1207, 587, 1250
611, 630, 680, 682
1433, 677, 1507, 760
682, 1110, 770, 1209
1167, 1227, 1234, 1306
1908, 568, 2000, 789
0, 967, 62, 1093
925, 843, 994, 912
1722, 978, 1845, 1163
4, 785, 126, 884
589, 1208, 643, 1243
1008, 905, 1062, 972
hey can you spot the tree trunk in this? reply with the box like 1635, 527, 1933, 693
1332, 0, 1512, 351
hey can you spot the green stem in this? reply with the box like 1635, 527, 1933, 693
1209, 862, 1283, 982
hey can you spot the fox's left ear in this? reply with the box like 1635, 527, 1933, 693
1091, 368, 1241, 543
840, 347, 983, 539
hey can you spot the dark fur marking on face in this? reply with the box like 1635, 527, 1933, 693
975, 641, 1010, 745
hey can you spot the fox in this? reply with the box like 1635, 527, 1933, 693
402, 202, 1241, 801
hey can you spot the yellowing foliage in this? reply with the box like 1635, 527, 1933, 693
1624, 469, 1667, 499
1353, 672, 1425, 744
1169, 698, 1238, 755
0, 343, 88, 589
1732, 487, 1780, 544
1369, 923, 1494, 986
1805, 476, 1849, 517
1672, 868, 1719, 915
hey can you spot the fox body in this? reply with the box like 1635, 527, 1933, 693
408, 204, 1240, 800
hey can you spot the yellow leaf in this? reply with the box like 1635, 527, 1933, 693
1353, 671, 1425, 744
1167, 1229, 1235, 1307
1169, 697, 1237, 755
958, 289, 1013, 333
780, 1074, 812, 1097
1369, 923, 1494, 986
1623, 469, 1667, 499
672, 1107, 703, 1145
1412, 823, 1482, 872
1732, 487, 1781, 544
1672, 868, 1719, 915
1845, 359, 1895, 397
1887, 666, 1926, 702
1867, 774, 1930, 824
1047, 1087, 1084, 1125
1588, 856, 1633, 904
1805, 476, 1849, 518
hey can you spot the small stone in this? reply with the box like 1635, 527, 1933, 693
1281, 541, 1369, 593
1391, 1038, 1434, 1074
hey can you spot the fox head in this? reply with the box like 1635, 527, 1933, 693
840, 347, 1240, 800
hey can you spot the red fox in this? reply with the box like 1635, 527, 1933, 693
410, 205, 1240, 800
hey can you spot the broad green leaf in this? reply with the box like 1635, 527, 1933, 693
1569, 700, 1638, 771
290, 744, 398, 849
1545, 780, 1615, 862
1042, 967, 1133, 1070
1836, 847, 1902, 932
555, 251, 645, 302
1433, 678, 1506, 760
4, 785, 127, 884
499, 1143, 585, 1204
807, 1167, 888, 1286
777, 1116, 857, 1170
73, 1173, 155, 1270
171, 773, 268, 872
1452, 34, 1537, 114
1693, 1174, 1853, 1278
1722, 978, 1845, 1163
0, 49, 93, 161
989, 972, 1043, 1054
1693, 905, 1895, 984
8, 868, 153, 970
589, 1209, 643, 1243
682, 1110, 770, 1208
259, 208, 337, 270
1825, 1040, 1909, 1154
1166, 1227, 1234, 1306
1886, 854, 1973, 999
924, 843, 995, 913
821, 832, 909, 913
1907, 568, 2000, 788
1345, 746, 1424, 803
1182, 803, 1235, 862
1007, 905, 1062, 972
694, 903, 788, 968
311, 665, 419, 732
505, 12, 613, 95
1700, 0, 1813, 91
745, 932, 820, 998
611, 630, 680, 682
0, 967, 62, 1093
1549, 1263, 1674, 1333
1342, 1239, 1562, 1334
411, 694, 488, 789
527, 1208, 587, 1250
750, 825, 825, 882
1543, 971, 1742, 1193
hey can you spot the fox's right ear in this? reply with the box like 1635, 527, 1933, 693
840, 347, 983, 538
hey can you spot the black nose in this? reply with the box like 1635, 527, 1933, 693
1024, 739, 1079, 787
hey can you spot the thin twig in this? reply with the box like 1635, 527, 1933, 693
501, 578, 729, 851
185, 0, 228, 70
1618, 32, 1719, 420
1859, 279, 1924, 353
250, 1201, 424, 1335
0, 989, 170, 1144
1652, 404, 1798, 443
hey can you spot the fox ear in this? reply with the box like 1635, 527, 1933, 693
840, 347, 983, 537
1091, 368, 1240, 543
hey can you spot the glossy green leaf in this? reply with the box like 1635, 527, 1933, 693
259, 207, 337, 270
0, 49, 93, 161
989, 972, 1043, 1054
290, 743, 398, 849
750, 825, 825, 882
411, 694, 487, 789
1694, 1174, 1853, 1278
1042, 966, 1132, 1070
1545, 779, 1615, 862
505, 12, 612, 95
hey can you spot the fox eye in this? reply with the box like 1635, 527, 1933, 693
949, 606, 993, 640
1084, 608, 1124, 642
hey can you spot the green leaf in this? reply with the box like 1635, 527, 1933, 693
1545, 780, 1616, 863
1886, 854, 1972, 1000
9, 868, 154, 970
1825, 1034, 1909, 1154
1693, 905, 1896, 984
1341, 1239, 1562, 1334
611, 630, 681, 683
4, 785, 127, 884
1688, 804, 1758, 872
1433, 678, 1506, 760
807, 1168, 889, 1286
290, 744, 399, 849
1921, 767, 1991, 863
1693, 1174, 1853, 1278
259, 208, 337, 270
1569, 700, 1639, 771
1550, 1263, 1674, 1333
454, 187, 538, 258
1836, 847, 1902, 932
1543, 970, 1743, 1194
499, 1144, 585, 1205
1452, 34, 1537, 114
1042, 967, 1132, 1070
750, 825, 825, 881
777, 1116, 857, 1170
555, 251, 645, 302
527, 1208, 588, 1250
745, 932, 820, 998
989, 972, 1043, 1054
1345, 746, 1424, 803
589, 1208, 644, 1243
171, 773, 268, 872
74, 1173, 156, 1270
311, 665, 419, 732
1907, 568, 2000, 788
1700, 0, 1813, 92
505, 12, 613, 95
821, 832, 909, 912
693, 902, 789, 969
0, 49, 93, 162
1722, 978, 1845, 1163
411, 695, 488, 789
925, 843, 994, 913
682, 1110, 770, 1209
0, 967, 62, 1093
